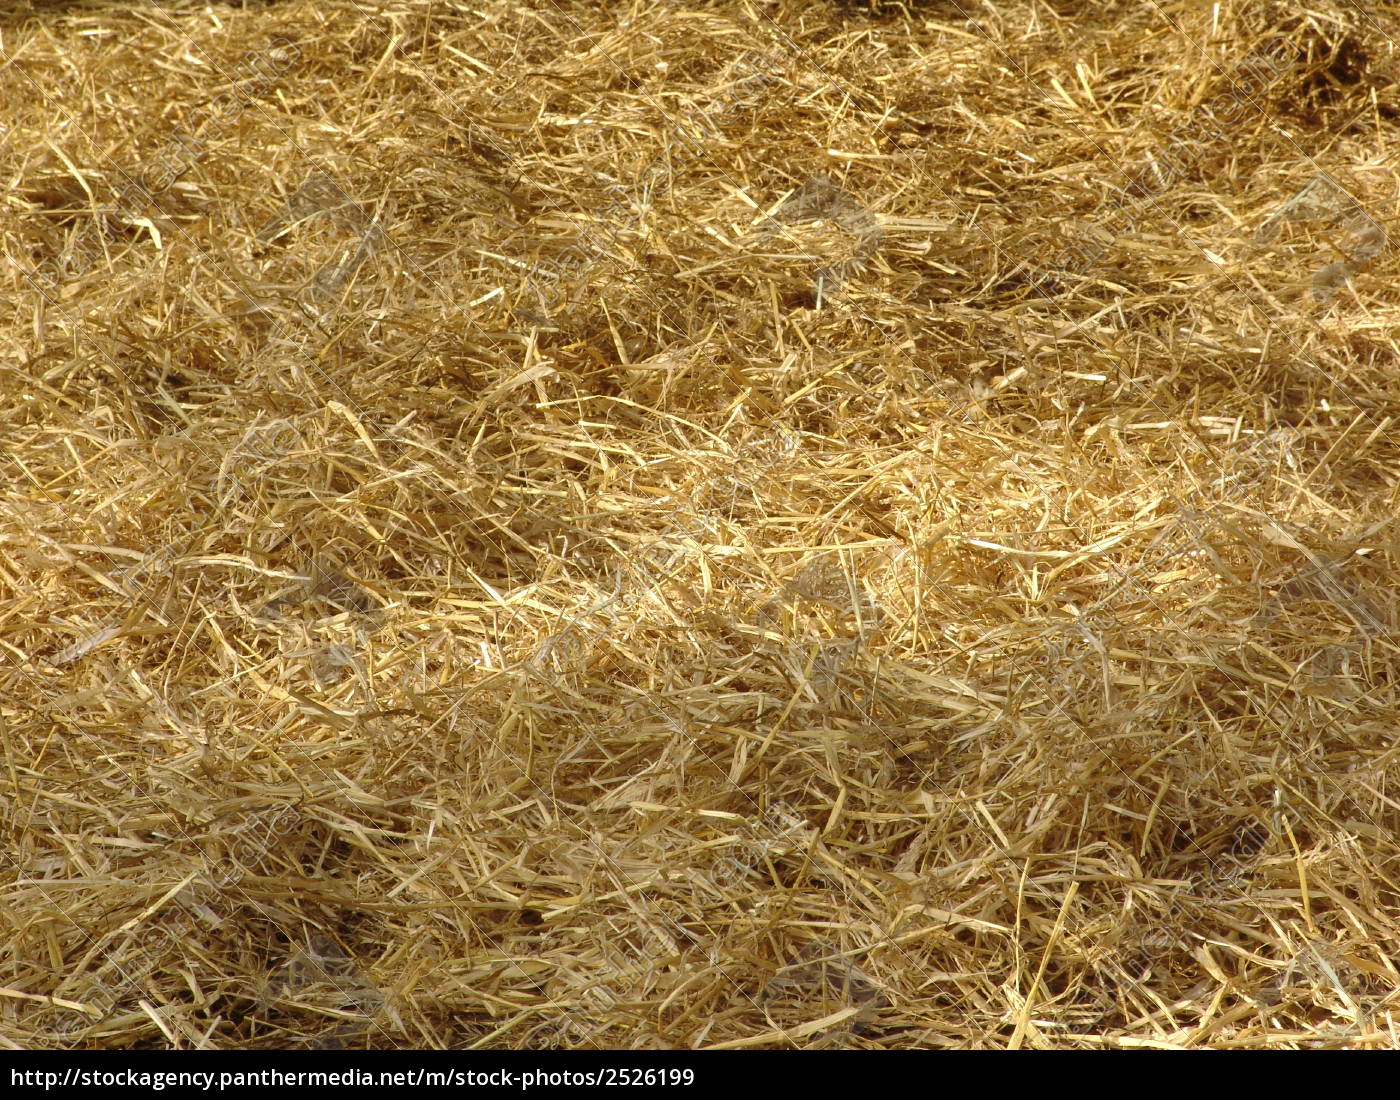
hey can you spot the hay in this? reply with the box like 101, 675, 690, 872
3, 0, 1400, 1049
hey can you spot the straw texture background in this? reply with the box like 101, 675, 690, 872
4, 0, 1400, 1049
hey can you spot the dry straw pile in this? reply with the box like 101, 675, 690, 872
4, 0, 1400, 1050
